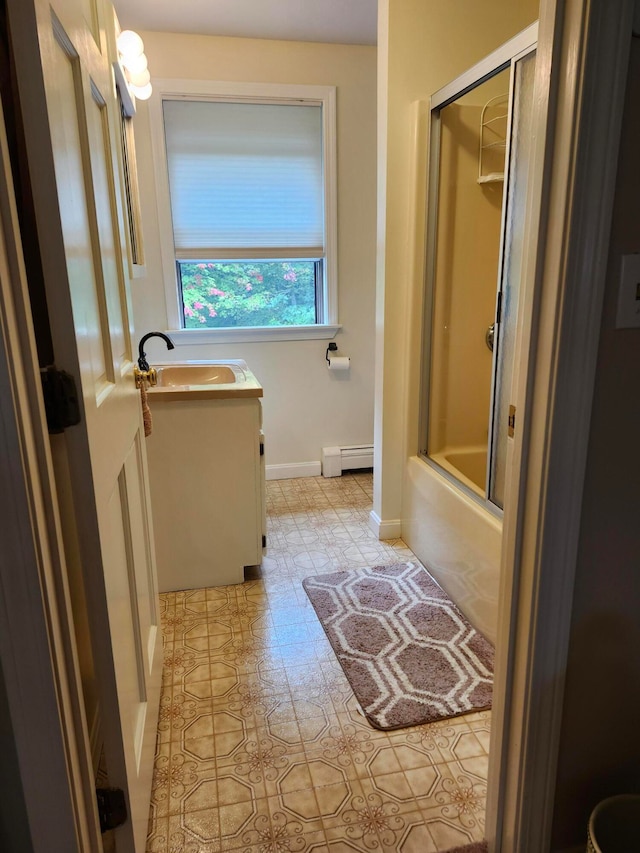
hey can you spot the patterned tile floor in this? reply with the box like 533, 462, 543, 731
147, 472, 490, 853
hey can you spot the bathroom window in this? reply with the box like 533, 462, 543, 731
151, 82, 339, 342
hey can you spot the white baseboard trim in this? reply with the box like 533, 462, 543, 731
266, 461, 322, 480
368, 510, 402, 540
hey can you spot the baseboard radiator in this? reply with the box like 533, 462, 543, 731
321, 444, 374, 477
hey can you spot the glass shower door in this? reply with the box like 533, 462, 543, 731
425, 68, 511, 497
420, 26, 537, 510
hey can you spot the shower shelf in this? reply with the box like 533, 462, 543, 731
478, 94, 508, 184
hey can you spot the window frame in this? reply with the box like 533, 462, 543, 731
148, 79, 340, 343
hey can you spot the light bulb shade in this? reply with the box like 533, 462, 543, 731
128, 68, 150, 88
122, 52, 148, 76
117, 29, 144, 58
130, 82, 152, 101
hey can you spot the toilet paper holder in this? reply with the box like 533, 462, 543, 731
325, 342, 338, 364
325, 342, 350, 372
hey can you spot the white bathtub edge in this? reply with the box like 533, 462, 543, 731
403, 455, 502, 643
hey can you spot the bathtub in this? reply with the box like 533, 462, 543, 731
430, 445, 488, 496
403, 454, 502, 644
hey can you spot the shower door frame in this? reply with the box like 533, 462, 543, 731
419, 23, 538, 512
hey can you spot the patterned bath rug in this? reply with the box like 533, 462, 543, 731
302, 562, 494, 730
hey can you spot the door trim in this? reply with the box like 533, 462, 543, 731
488, 0, 635, 850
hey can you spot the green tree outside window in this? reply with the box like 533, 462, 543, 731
178, 260, 319, 328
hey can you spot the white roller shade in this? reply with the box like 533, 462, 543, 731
163, 99, 324, 257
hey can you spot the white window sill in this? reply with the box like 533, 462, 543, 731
166, 324, 342, 344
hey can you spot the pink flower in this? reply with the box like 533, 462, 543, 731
256, 275, 263, 282
208, 288, 226, 297
245, 284, 252, 291
197, 263, 206, 269
209, 308, 217, 317
184, 306, 194, 317
193, 301, 204, 309
207, 263, 215, 269
283, 271, 297, 282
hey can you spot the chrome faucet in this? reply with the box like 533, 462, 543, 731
137, 331, 175, 372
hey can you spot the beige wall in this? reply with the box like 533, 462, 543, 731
375, 0, 539, 528
132, 33, 377, 470
550, 36, 640, 850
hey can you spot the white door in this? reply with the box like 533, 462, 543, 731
13, 0, 162, 850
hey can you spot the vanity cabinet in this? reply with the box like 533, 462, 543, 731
145, 365, 265, 592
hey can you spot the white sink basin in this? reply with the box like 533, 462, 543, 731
148, 360, 262, 400
155, 364, 239, 387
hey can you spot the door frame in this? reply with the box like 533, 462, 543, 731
487, 0, 635, 850
0, 1, 634, 852
0, 90, 102, 852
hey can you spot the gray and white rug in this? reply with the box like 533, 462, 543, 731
302, 562, 494, 730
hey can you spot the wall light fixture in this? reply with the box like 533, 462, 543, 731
114, 28, 153, 115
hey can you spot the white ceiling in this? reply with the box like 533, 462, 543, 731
112, 0, 378, 46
